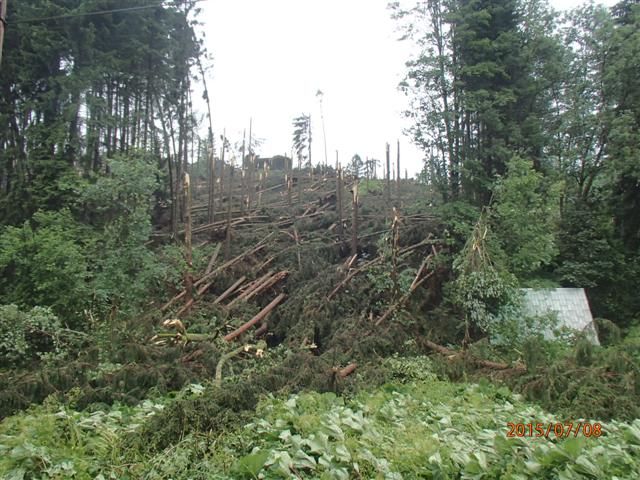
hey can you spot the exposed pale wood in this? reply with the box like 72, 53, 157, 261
243, 271, 288, 302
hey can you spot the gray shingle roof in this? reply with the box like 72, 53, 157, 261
521, 288, 599, 345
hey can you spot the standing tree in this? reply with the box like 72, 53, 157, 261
292, 114, 311, 203
392, 0, 562, 204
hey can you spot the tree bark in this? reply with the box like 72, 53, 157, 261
223, 293, 286, 342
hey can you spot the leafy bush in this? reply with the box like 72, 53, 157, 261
79, 154, 163, 316
0, 305, 65, 365
492, 156, 560, 278
0, 209, 92, 322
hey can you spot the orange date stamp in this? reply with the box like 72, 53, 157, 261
506, 422, 603, 438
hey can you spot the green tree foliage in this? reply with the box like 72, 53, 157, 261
451, 211, 519, 334
396, 0, 640, 326
606, 1, 640, 252
292, 114, 312, 168
0, 210, 91, 320
79, 154, 162, 316
0, 0, 203, 227
492, 156, 560, 278
393, 0, 562, 203
0, 305, 65, 365
0, 154, 165, 323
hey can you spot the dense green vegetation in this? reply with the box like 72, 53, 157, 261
0, 0, 639, 478
1, 357, 639, 479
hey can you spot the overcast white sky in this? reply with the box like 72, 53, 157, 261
197, 0, 615, 177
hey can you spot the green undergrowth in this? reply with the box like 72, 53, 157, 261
1, 356, 639, 479
427, 325, 640, 423
508, 327, 640, 422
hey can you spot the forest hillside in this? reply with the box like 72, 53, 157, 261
0, 0, 639, 478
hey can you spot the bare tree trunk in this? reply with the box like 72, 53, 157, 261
351, 178, 359, 256
223, 293, 286, 342
247, 118, 253, 210
155, 96, 177, 236
184, 173, 193, 305
308, 114, 313, 183
297, 154, 303, 205
197, 56, 215, 222
396, 139, 401, 200
226, 135, 241, 259
385, 142, 391, 213
337, 166, 344, 242
0, 0, 8, 66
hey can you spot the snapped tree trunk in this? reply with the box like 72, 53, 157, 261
183, 173, 194, 304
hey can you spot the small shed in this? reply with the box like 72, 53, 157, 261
521, 288, 599, 345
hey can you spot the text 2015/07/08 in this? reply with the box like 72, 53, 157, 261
506, 422, 603, 438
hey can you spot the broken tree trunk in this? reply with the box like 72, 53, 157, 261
242, 271, 288, 301
326, 256, 381, 301
390, 207, 400, 298
184, 173, 194, 304
205, 243, 222, 275
226, 271, 274, 308
337, 166, 344, 241
207, 143, 216, 224
225, 143, 236, 259
293, 227, 302, 271
385, 142, 391, 210
161, 238, 270, 312
396, 139, 401, 200
212, 276, 247, 305
254, 322, 268, 337
351, 178, 359, 256
422, 339, 526, 371
255, 255, 275, 273
196, 237, 270, 288
223, 293, 286, 342
326, 237, 439, 301
337, 363, 357, 378
374, 271, 434, 326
